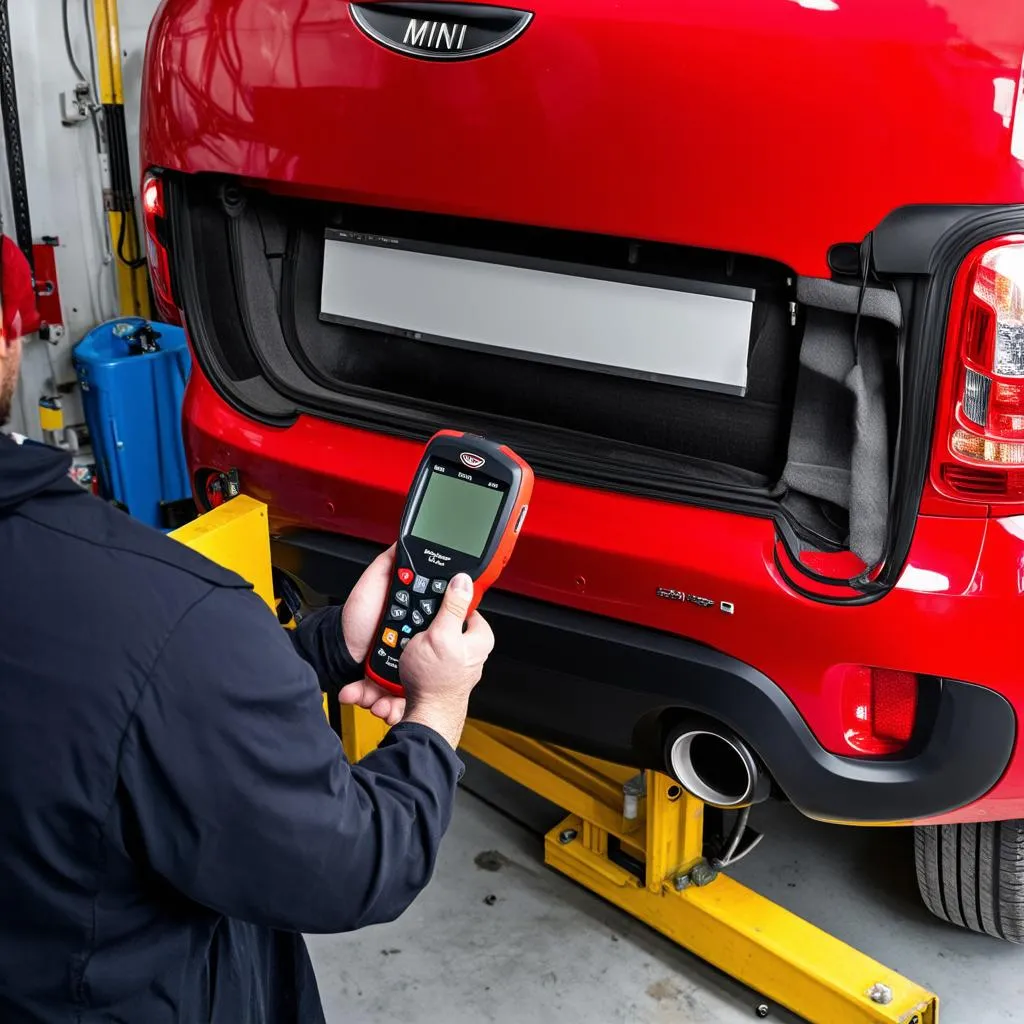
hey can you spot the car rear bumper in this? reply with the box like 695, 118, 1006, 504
184, 372, 1024, 825
274, 529, 1014, 826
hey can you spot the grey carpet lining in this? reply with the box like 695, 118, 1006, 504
796, 277, 902, 328
783, 301, 894, 566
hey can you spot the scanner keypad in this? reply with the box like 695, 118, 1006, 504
379, 572, 448, 662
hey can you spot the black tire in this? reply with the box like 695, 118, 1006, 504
914, 821, 1024, 942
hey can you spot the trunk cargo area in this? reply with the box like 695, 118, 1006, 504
171, 176, 902, 565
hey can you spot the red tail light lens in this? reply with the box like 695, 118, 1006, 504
141, 171, 181, 325
933, 237, 1024, 501
840, 666, 919, 755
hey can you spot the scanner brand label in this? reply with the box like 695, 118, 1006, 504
460, 452, 486, 470
423, 547, 453, 568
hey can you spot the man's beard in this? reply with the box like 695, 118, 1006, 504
0, 353, 18, 427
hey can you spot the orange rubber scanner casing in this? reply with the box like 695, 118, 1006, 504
365, 430, 534, 695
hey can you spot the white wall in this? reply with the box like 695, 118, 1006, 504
4, 0, 163, 439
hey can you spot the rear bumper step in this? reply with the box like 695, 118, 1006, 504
273, 529, 1014, 825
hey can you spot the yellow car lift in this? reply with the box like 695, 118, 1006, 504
172, 496, 940, 1024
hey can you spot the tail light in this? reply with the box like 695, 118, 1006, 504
141, 171, 181, 325
932, 237, 1024, 502
838, 666, 919, 756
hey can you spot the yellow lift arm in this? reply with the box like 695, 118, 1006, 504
172, 495, 939, 1024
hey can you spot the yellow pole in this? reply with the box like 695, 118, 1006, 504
92, 0, 151, 319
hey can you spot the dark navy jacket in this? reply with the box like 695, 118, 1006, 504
0, 435, 464, 1023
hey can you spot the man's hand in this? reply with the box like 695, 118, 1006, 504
400, 573, 494, 750
338, 555, 494, 744
338, 678, 406, 727
338, 546, 405, 727
341, 545, 396, 665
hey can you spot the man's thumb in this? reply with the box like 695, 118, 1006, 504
437, 573, 474, 630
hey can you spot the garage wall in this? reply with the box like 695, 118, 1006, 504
3, 0, 163, 439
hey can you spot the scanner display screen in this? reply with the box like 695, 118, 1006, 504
411, 465, 505, 558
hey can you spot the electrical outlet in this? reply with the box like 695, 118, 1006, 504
60, 83, 90, 126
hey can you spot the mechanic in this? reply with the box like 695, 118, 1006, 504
0, 235, 495, 1024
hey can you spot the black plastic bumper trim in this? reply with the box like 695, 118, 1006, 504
273, 529, 1016, 824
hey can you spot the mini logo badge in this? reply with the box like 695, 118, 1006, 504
349, 3, 532, 62
460, 452, 486, 470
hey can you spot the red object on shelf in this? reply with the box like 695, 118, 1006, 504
31, 241, 62, 332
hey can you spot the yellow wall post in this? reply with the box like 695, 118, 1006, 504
92, 0, 151, 319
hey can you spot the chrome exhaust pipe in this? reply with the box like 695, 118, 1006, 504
665, 724, 770, 809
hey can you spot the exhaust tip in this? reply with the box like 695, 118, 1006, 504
667, 727, 766, 808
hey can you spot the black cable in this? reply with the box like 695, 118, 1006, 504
774, 515, 863, 589
772, 545, 885, 607
851, 232, 873, 366
116, 207, 147, 270
59, 0, 104, 161
80, 0, 105, 155
83, 0, 99, 103
711, 806, 750, 869
62, 0, 88, 82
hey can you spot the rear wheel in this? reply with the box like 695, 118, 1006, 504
914, 821, 1024, 942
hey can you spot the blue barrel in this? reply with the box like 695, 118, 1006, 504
73, 318, 192, 530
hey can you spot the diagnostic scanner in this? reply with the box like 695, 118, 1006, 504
367, 430, 534, 694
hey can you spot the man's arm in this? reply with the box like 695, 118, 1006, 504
287, 604, 363, 688
118, 584, 470, 934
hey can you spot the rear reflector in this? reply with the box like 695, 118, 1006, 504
840, 666, 919, 756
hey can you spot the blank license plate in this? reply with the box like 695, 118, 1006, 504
320, 231, 755, 394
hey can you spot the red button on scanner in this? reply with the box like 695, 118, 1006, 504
398, 568, 414, 586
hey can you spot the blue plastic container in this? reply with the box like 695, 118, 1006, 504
73, 318, 192, 530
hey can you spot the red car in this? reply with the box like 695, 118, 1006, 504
141, 0, 1024, 940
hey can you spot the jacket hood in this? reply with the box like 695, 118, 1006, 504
0, 434, 73, 510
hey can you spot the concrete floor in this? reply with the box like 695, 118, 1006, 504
308, 759, 1024, 1023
